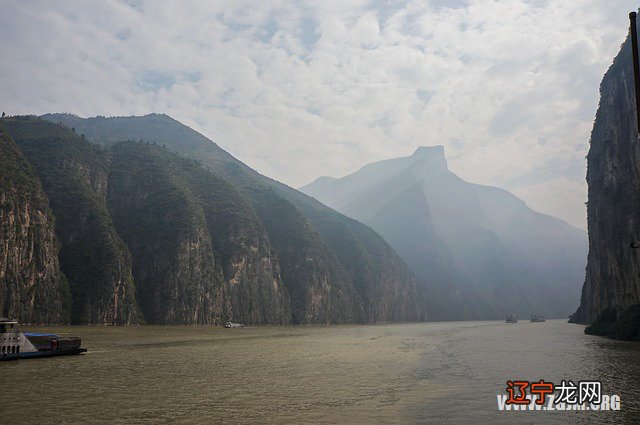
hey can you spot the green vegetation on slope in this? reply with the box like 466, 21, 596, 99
248, 186, 359, 323
0, 125, 70, 323
2, 116, 293, 324
2, 117, 140, 324
108, 141, 290, 324
43, 113, 426, 323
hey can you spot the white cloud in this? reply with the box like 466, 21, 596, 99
0, 0, 632, 229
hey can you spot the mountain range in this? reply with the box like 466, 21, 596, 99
1, 114, 425, 324
301, 145, 587, 320
1, 112, 589, 324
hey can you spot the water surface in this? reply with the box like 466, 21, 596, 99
2, 320, 638, 424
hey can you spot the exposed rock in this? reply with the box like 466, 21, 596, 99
570, 34, 640, 335
107, 142, 291, 325
247, 186, 361, 324
2, 117, 140, 324
42, 113, 426, 324
0, 127, 69, 323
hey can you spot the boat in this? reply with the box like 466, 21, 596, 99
505, 314, 518, 323
0, 317, 87, 360
530, 314, 546, 322
224, 321, 244, 328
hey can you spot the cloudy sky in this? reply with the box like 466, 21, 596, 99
0, 1, 633, 229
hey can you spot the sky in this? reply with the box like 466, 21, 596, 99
0, 0, 634, 229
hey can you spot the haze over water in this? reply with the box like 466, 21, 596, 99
3, 321, 638, 424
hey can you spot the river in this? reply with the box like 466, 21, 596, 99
2, 320, 638, 424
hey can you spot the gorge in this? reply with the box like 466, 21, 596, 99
1, 115, 425, 325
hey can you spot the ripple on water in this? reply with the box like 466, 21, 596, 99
1, 321, 638, 424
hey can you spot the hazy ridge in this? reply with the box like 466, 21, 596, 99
302, 145, 587, 320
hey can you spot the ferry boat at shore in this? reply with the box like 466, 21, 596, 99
505, 314, 518, 323
224, 321, 244, 328
0, 317, 87, 361
530, 314, 546, 322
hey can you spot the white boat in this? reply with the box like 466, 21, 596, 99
0, 317, 86, 360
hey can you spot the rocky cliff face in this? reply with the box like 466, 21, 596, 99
570, 34, 640, 338
0, 128, 69, 323
107, 142, 290, 324
2, 115, 425, 325
2, 117, 140, 324
247, 187, 362, 324
42, 113, 427, 324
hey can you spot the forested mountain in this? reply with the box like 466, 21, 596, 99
41, 113, 426, 324
3, 118, 139, 324
0, 115, 425, 324
0, 127, 69, 323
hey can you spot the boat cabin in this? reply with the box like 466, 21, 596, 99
0, 317, 22, 355
0, 317, 85, 360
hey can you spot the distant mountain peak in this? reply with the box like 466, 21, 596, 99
410, 145, 447, 171
300, 145, 587, 320
412, 145, 444, 156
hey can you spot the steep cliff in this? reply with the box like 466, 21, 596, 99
1, 115, 426, 325
107, 142, 290, 324
0, 127, 69, 323
2, 117, 140, 324
41, 113, 426, 324
247, 187, 361, 323
570, 34, 640, 340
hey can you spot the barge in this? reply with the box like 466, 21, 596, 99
0, 317, 87, 360
530, 314, 546, 322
